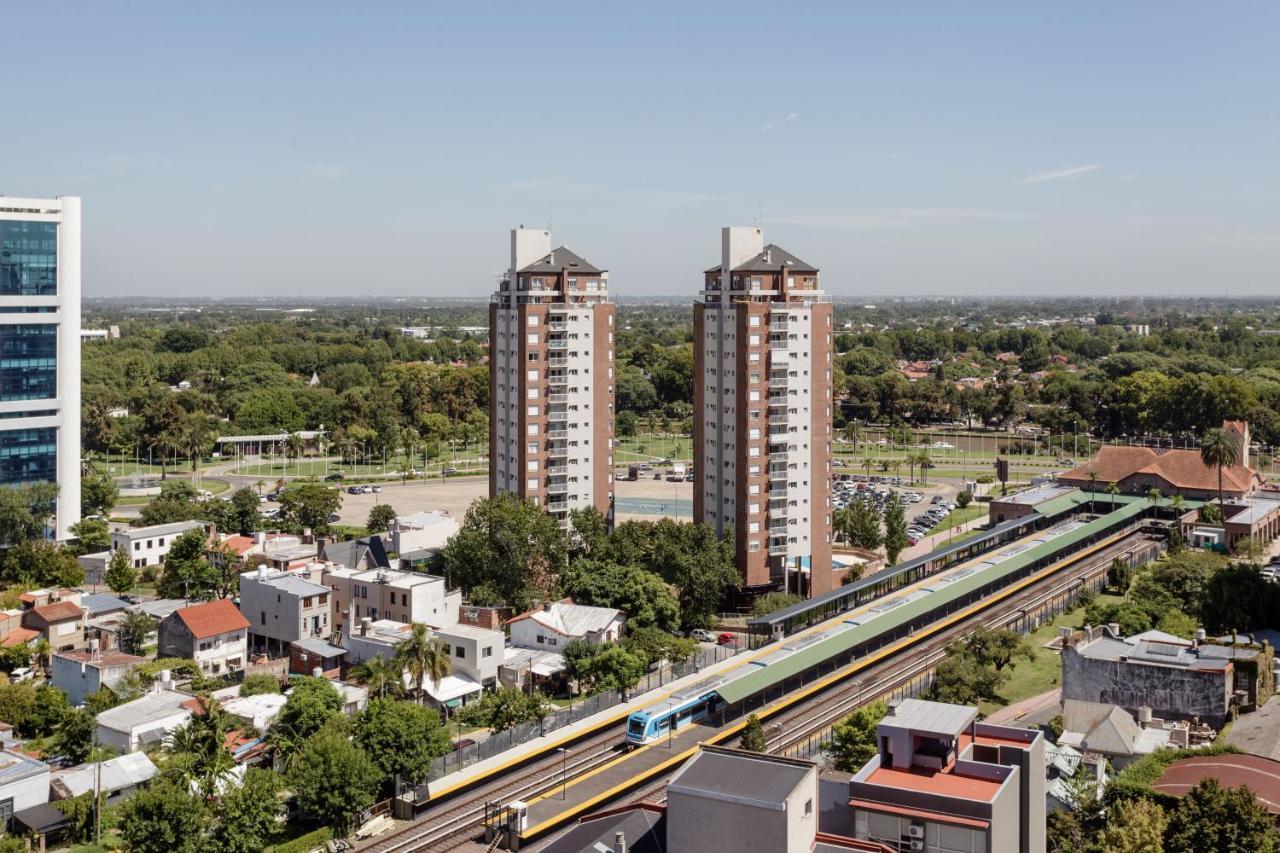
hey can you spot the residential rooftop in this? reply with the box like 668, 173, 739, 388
667, 746, 812, 809
114, 520, 206, 539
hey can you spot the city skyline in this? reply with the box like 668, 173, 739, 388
5, 3, 1279, 299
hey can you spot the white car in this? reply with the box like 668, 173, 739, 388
9, 667, 34, 683
690, 629, 716, 642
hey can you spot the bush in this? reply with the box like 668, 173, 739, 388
976, 474, 994, 484
1107, 744, 1244, 807
262, 827, 333, 853
239, 672, 281, 697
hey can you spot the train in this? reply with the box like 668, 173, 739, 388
625, 512, 1147, 747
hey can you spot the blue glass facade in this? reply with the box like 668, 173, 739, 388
0, 221, 58, 296
0, 427, 57, 484
0, 324, 57, 402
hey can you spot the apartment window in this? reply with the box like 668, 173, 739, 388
455, 647, 466, 660
527, 315, 539, 326
527, 460, 539, 472
483, 646, 493, 658
134, 542, 140, 552
158, 538, 165, 547
527, 405, 539, 416
749, 522, 760, 533
528, 424, 539, 435
536, 634, 546, 645
527, 388, 539, 400
528, 369, 539, 381
527, 441, 539, 453
749, 335, 760, 346
749, 315, 760, 326
260, 612, 266, 625
527, 478, 538, 490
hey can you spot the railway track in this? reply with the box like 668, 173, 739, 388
366, 528, 1158, 852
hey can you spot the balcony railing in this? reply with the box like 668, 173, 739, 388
768, 415, 789, 426
547, 430, 569, 440
548, 355, 568, 367
769, 336, 790, 350
548, 321, 568, 332
547, 465, 568, 476
548, 393, 569, 405
547, 481, 569, 495
768, 541, 789, 556
547, 338, 569, 350
768, 374, 789, 388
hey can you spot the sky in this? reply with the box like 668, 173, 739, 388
6, 2, 1279, 299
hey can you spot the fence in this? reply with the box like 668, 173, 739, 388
426, 642, 742, 781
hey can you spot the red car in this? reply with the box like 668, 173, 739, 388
717, 632, 736, 646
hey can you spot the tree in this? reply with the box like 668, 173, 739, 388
0, 482, 59, 545
0, 540, 84, 588
564, 560, 680, 633
57, 708, 97, 765
651, 522, 740, 630
116, 780, 207, 853
1200, 427, 1241, 509
964, 626, 1034, 673
352, 654, 403, 700
1107, 555, 1132, 593
928, 645, 1007, 705
752, 592, 803, 617
70, 517, 112, 552
883, 492, 909, 565
828, 700, 888, 772
442, 493, 567, 610
278, 483, 342, 533
211, 767, 283, 853
227, 487, 261, 536
354, 698, 452, 791
284, 432, 306, 465
1098, 798, 1167, 853
288, 727, 382, 832
956, 490, 973, 509
81, 472, 119, 518
271, 676, 345, 757
1164, 777, 1278, 853
366, 503, 397, 534
27, 685, 70, 738
105, 547, 137, 595
157, 527, 219, 600
623, 626, 698, 667
1106, 481, 1121, 511
140, 394, 188, 481
582, 644, 648, 699
239, 672, 281, 697
119, 611, 157, 655
0, 683, 36, 734
455, 687, 550, 733
740, 714, 766, 752
835, 501, 882, 551
166, 696, 236, 799
395, 623, 451, 705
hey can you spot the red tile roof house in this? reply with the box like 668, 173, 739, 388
157, 600, 250, 676
21, 600, 86, 653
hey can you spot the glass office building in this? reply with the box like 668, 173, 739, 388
0, 197, 80, 539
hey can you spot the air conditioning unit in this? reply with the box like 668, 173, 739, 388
909, 841, 925, 851
908, 825, 925, 839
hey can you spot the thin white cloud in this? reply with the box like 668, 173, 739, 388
1016, 164, 1101, 185
302, 162, 349, 181
760, 112, 799, 133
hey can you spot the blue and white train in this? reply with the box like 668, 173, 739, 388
625, 677, 728, 745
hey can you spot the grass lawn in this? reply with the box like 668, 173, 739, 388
977, 593, 1124, 717
615, 434, 694, 464
926, 503, 987, 535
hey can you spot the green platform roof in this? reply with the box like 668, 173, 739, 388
715, 499, 1154, 705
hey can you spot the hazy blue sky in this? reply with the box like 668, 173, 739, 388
7, 3, 1279, 298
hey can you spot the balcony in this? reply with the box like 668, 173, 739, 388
547, 481, 569, 496
547, 445, 568, 461
547, 338, 569, 350
548, 355, 568, 367
548, 465, 568, 476
769, 336, 790, 350
548, 321, 568, 332
769, 450, 790, 465
547, 406, 568, 419
768, 415, 789, 427
768, 519, 789, 533
547, 499, 568, 513
768, 540, 789, 556
547, 429, 569, 440
768, 321, 788, 333
768, 374, 790, 389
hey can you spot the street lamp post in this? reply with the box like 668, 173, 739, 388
559, 747, 569, 799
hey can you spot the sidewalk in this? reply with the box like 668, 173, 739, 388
985, 688, 1061, 726
422, 645, 754, 800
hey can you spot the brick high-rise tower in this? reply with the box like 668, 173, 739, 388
490, 228, 615, 526
694, 227, 834, 597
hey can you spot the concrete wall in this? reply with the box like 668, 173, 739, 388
667, 766, 816, 853
1062, 646, 1232, 725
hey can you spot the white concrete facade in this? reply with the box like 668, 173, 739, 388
0, 196, 80, 540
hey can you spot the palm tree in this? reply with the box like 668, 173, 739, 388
284, 433, 306, 468
861, 456, 876, 478
1171, 494, 1186, 514
1105, 482, 1121, 512
1200, 428, 1240, 509
1146, 487, 1163, 513
167, 696, 236, 799
1085, 468, 1100, 509
915, 450, 933, 486
32, 639, 50, 677
395, 623, 451, 706
353, 654, 403, 700
254, 479, 266, 496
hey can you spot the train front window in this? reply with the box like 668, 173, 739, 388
628, 718, 646, 737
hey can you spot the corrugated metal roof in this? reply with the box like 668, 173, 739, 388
718, 503, 1147, 704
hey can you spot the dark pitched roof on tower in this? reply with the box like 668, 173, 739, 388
732, 244, 818, 273
518, 246, 602, 275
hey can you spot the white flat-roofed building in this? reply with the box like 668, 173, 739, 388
0, 196, 81, 540
322, 565, 459, 634
111, 520, 206, 570
388, 510, 459, 556
238, 565, 331, 656
95, 688, 193, 753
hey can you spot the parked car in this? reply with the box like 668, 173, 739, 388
371, 485, 382, 493
324, 472, 344, 481
327, 513, 341, 523
690, 629, 716, 642
9, 667, 34, 683
452, 738, 477, 752
347, 486, 362, 495
716, 632, 737, 646
442, 466, 459, 476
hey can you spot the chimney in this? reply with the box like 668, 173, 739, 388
256, 565, 267, 580
1107, 623, 1121, 639
542, 601, 552, 612
312, 666, 323, 678
362, 617, 372, 636
614, 832, 627, 853
253, 531, 264, 545
301, 528, 314, 545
